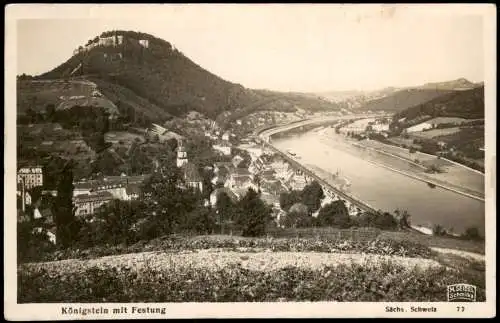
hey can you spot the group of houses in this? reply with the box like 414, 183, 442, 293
16, 163, 151, 244
205, 125, 234, 156
207, 142, 315, 222
72, 174, 148, 217
16, 166, 57, 243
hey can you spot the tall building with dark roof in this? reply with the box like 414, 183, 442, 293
182, 162, 204, 192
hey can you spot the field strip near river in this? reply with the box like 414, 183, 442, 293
21, 249, 443, 273
430, 247, 485, 262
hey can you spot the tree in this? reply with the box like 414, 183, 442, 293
394, 209, 411, 229
316, 200, 350, 228
373, 212, 398, 230
283, 208, 313, 228
462, 227, 482, 241
166, 138, 178, 152
279, 190, 302, 211
93, 199, 142, 246
215, 191, 235, 234
52, 160, 78, 248
300, 181, 324, 214
433, 224, 447, 236
184, 207, 217, 235
45, 104, 56, 121
235, 188, 272, 237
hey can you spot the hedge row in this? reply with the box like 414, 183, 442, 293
35, 236, 433, 263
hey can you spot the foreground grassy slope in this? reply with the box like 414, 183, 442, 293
18, 234, 485, 302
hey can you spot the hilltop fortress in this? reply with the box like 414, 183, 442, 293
73, 33, 150, 56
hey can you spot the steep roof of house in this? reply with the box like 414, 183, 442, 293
231, 187, 250, 199
214, 161, 233, 169
260, 168, 277, 180
231, 175, 253, 188
260, 180, 286, 195
74, 191, 114, 203
74, 175, 149, 190
184, 162, 203, 182
232, 168, 252, 176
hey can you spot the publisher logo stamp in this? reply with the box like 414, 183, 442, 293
447, 284, 477, 302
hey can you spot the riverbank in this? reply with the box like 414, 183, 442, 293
349, 142, 484, 201
356, 138, 485, 195
316, 127, 484, 200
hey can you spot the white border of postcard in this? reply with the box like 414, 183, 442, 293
4, 3, 497, 319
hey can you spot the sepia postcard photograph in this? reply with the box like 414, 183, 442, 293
4, 3, 496, 319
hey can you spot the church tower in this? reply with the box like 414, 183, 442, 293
176, 140, 188, 168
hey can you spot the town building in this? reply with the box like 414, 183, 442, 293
371, 123, 390, 132
139, 39, 149, 48
74, 191, 114, 217
17, 210, 30, 223
213, 141, 232, 156
16, 184, 32, 211
17, 166, 43, 190
222, 131, 231, 141
249, 157, 265, 175
225, 168, 258, 199
33, 227, 57, 244
283, 169, 309, 191
98, 35, 124, 47
213, 162, 234, 175
73, 175, 147, 200
211, 166, 230, 187
176, 142, 189, 168
259, 178, 287, 212
182, 162, 204, 192
259, 191, 281, 210
231, 155, 244, 168
148, 123, 184, 143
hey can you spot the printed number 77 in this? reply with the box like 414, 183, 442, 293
457, 306, 465, 312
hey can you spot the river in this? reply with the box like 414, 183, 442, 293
272, 129, 485, 236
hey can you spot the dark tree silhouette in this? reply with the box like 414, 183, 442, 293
301, 181, 324, 214
236, 188, 272, 237
52, 160, 78, 247
316, 200, 350, 228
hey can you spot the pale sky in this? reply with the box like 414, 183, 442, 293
13, 4, 489, 92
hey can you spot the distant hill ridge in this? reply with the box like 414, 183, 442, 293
417, 78, 480, 91
312, 78, 482, 113
394, 85, 484, 122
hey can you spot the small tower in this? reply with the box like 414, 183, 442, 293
176, 140, 188, 168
